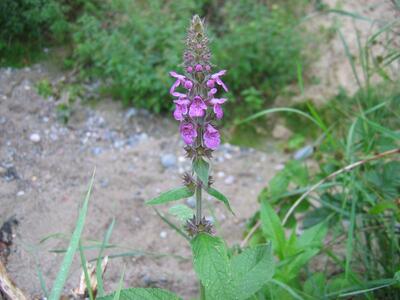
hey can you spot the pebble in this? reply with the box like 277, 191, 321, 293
224, 175, 235, 185
29, 133, 41, 143
16, 191, 25, 197
186, 196, 196, 208
113, 139, 126, 149
161, 154, 177, 168
217, 171, 225, 178
3, 166, 19, 181
294, 145, 314, 160
99, 178, 109, 188
274, 164, 285, 171
91, 147, 103, 156
0, 116, 6, 125
124, 108, 138, 121
159, 231, 168, 239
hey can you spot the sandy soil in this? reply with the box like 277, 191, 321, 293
0, 65, 284, 299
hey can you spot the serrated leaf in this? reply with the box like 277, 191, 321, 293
97, 288, 181, 300
260, 201, 286, 259
168, 204, 193, 222
193, 158, 209, 186
206, 187, 234, 215
231, 243, 275, 300
191, 233, 236, 300
146, 187, 193, 205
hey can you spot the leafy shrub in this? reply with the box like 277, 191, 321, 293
71, 0, 306, 114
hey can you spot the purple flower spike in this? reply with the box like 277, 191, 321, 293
210, 98, 227, 119
180, 122, 197, 145
211, 70, 228, 92
203, 124, 220, 150
189, 96, 207, 118
173, 98, 190, 121
169, 71, 187, 96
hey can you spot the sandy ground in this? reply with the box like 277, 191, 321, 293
0, 65, 284, 299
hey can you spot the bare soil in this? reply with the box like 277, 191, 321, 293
0, 65, 283, 299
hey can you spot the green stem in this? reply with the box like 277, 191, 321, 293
195, 180, 202, 225
200, 281, 206, 300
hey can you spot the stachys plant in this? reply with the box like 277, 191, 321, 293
147, 14, 233, 236
143, 15, 274, 300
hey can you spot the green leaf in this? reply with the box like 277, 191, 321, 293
297, 222, 327, 250
284, 160, 308, 186
168, 204, 193, 222
146, 187, 193, 205
260, 201, 286, 259
268, 171, 290, 201
191, 233, 236, 300
193, 158, 209, 186
97, 288, 182, 300
48, 170, 95, 300
206, 187, 234, 214
231, 243, 275, 299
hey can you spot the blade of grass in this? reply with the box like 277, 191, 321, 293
338, 29, 362, 89
96, 218, 115, 297
79, 240, 95, 300
48, 169, 95, 300
237, 107, 324, 131
113, 267, 126, 300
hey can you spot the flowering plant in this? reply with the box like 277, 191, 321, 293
143, 15, 274, 300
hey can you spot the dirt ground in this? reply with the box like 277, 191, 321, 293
0, 65, 284, 299
0, 0, 397, 298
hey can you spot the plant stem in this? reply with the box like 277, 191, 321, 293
200, 282, 206, 300
195, 180, 202, 225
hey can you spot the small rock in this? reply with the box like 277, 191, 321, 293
91, 147, 103, 156
29, 133, 41, 143
186, 196, 196, 208
294, 145, 314, 160
124, 108, 138, 121
272, 124, 292, 140
217, 171, 225, 178
161, 154, 177, 168
0, 116, 6, 125
224, 175, 235, 185
274, 164, 285, 171
99, 178, 109, 188
159, 231, 167, 239
16, 191, 25, 197
2, 166, 19, 181
113, 139, 126, 149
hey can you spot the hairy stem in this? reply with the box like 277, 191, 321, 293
200, 281, 206, 300
195, 180, 202, 225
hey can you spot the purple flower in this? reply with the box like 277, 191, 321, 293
206, 79, 215, 89
210, 70, 228, 92
189, 96, 207, 118
195, 64, 203, 72
180, 122, 197, 145
203, 124, 220, 150
169, 71, 187, 96
184, 80, 193, 90
208, 88, 217, 98
210, 98, 227, 119
173, 98, 190, 121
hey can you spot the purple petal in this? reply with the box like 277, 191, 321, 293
216, 78, 228, 92
213, 104, 223, 119
211, 70, 226, 79
180, 122, 197, 145
169, 71, 186, 80
189, 96, 207, 118
203, 124, 220, 150
210, 98, 227, 105
170, 80, 181, 96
